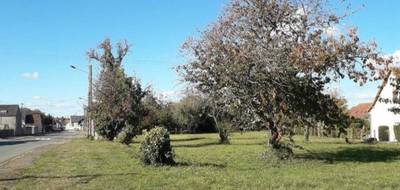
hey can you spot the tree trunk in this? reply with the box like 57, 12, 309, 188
218, 128, 230, 144
266, 119, 281, 149
332, 128, 337, 138
213, 115, 230, 144
361, 125, 365, 139
304, 125, 310, 142
266, 119, 293, 159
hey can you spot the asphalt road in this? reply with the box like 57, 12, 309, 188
0, 131, 80, 164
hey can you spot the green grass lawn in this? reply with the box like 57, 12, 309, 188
11, 132, 400, 190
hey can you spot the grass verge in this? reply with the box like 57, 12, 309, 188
9, 132, 400, 190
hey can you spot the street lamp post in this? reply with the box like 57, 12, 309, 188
88, 64, 93, 138
70, 64, 93, 139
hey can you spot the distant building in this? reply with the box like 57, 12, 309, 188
52, 117, 65, 131
22, 108, 43, 135
347, 103, 372, 119
0, 105, 23, 137
65, 115, 85, 130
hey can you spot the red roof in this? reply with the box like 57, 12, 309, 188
347, 103, 372, 119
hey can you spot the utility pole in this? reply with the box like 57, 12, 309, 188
88, 64, 93, 138
70, 64, 93, 138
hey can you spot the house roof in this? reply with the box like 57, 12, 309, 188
368, 67, 400, 112
22, 108, 41, 115
347, 103, 372, 119
70, 115, 85, 123
0, 105, 20, 117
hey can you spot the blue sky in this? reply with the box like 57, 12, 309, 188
0, 0, 398, 116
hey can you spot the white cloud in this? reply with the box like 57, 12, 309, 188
21, 72, 39, 80
25, 98, 84, 117
351, 92, 375, 100
54, 102, 67, 108
32, 96, 42, 100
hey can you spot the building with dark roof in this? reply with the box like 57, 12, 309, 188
0, 105, 23, 137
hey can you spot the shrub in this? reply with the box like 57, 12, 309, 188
116, 130, 127, 143
116, 126, 136, 145
363, 137, 377, 144
95, 119, 125, 141
262, 144, 294, 162
140, 127, 175, 165
272, 146, 293, 160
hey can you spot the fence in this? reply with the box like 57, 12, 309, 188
293, 126, 366, 140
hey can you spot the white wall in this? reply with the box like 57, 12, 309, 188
65, 122, 82, 131
0, 116, 17, 130
370, 75, 398, 142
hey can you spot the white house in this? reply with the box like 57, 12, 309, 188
368, 68, 400, 142
65, 115, 85, 131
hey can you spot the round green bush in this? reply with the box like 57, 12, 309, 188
116, 127, 135, 145
116, 130, 128, 143
140, 127, 175, 165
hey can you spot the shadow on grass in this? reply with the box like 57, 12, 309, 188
175, 161, 226, 168
174, 141, 266, 148
298, 146, 400, 163
231, 142, 266, 146
0, 172, 137, 182
171, 137, 206, 142
173, 141, 221, 148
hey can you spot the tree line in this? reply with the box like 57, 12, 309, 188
87, 39, 237, 144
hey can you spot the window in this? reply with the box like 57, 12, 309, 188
25, 115, 34, 124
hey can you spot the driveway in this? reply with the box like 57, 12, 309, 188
0, 131, 81, 164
